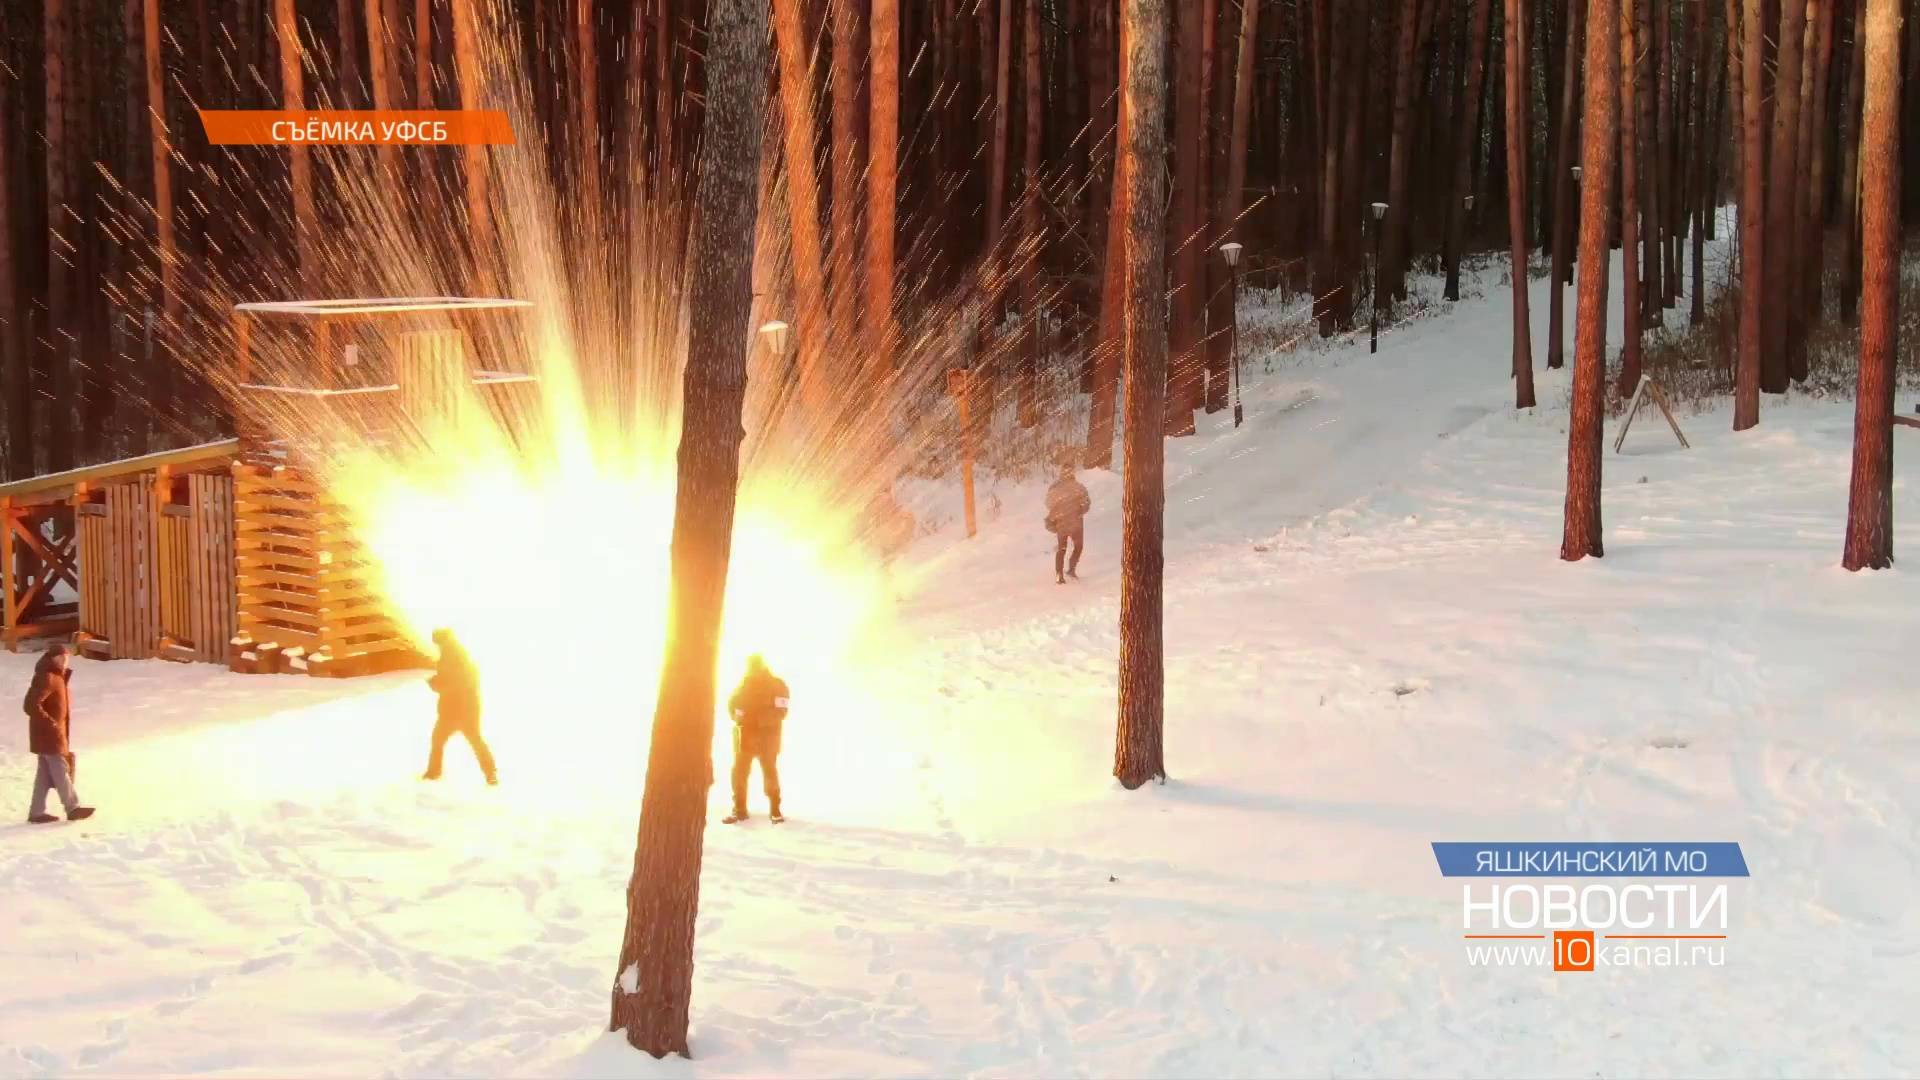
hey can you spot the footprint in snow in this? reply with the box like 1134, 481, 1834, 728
1390, 678, 1430, 698
1648, 734, 1690, 750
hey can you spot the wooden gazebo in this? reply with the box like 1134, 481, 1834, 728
0, 296, 539, 678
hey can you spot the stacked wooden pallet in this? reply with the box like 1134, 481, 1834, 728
229, 462, 421, 677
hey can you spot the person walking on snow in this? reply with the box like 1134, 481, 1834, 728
724, 654, 789, 824
1045, 465, 1092, 584
24, 645, 93, 824
422, 628, 497, 785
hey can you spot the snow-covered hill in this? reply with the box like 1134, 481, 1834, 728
3, 234, 1917, 1078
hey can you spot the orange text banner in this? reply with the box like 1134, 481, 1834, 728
198, 110, 516, 146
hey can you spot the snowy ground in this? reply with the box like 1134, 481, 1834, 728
4, 232, 1919, 1078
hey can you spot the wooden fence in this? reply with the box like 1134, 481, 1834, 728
155, 473, 236, 663
75, 481, 160, 659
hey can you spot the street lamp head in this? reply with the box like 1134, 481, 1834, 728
759, 319, 792, 356
1218, 241, 1244, 268
1571, 166, 1583, 182
1463, 194, 1477, 211
1370, 202, 1389, 222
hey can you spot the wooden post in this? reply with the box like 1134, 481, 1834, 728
948, 367, 977, 538
0, 496, 14, 651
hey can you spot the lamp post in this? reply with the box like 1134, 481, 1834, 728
1369, 202, 1388, 355
1219, 241, 1244, 427
759, 319, 793, 359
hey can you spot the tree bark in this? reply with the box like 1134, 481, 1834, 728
144, 0, 176, 433
1800, 0, 1837, 330
1652, 0, 1673, 311
415, 0, 432, 108
988, 0, 1014, 259
367, 0, 401, 176
1086, 3, 1128, 470
1116, 0, 1168, 790
278, 0, 311, 286
44, 0, 75, 471
1838, 0, 1867, 323
1218, 0, 1258, 407
1635, 0, 1661, 326
607, 0, 771, 1056
572, 0, 604, 215
1167, 0, 1206, 435
1564, 0, 1619, 562
1382, 0, 1426, 306
1617, 0, 1643, 396
1018, 0, 1043, 427
1840, 0, 1900, 570
772, 0, 831, 407
449, 0, 493, 285
1548, 0, 1586, 369
0, 85, 27, 479
1444, 0, 1496, 301
866, 0, 897, 363
831, 0, 863, 334
1504, 0, 1536, 407
1734, 0, 1765, 428
1762, 0, 1810, 391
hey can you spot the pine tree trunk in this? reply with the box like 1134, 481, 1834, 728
143, 0, 175, 435
1018, 0, 1043, 427
278, 0, 311, 289
1762, 0, 1809, 391
367, 0, 401, 176
1444, 0, 1496, 301
1734, 0, 1765, 429
44, 0, 75, 471
1617, 0, 1643, 396
830, 0, 863, 333
1116, 0, 1168, 791
988, 0, 1014, 261
1504, 0, 1536, 407
1564, 0, 1619, 561
1838, 0, 1867, 324
1085, 2, 1127, 471
1800, 0, 1836, 328
1218, 0, 1258, 409
573, 0, 604, 215
1635, 0, 1661, 327
1548, 0, 1586, 369
772, 0, 831, 408
1382, 0, 1425, 307
415, 0, 432, 108
0, 86, 27, 479
867, 0, 897, 362
1840, 0, 1900, 571
607, 0, 771, 1055
449, 0, 494, 283
1167, 0, 1205, 435
1785, 0, 1824, 377
1653, 0, 1674, 311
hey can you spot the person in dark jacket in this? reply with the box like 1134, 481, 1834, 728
422, 629, 497, 784
24, 645, 93, 823
1045, 465, 1092, 584
723, 654, 790, 823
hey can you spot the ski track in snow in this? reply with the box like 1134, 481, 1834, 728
4, 229, 1919, 1077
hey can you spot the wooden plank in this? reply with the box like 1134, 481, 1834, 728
1893, 415, 1920, 430
1, 497, 14, 651
0, 439, 240, 502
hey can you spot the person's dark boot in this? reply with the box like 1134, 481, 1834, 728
1056, 574, 1066, 585
722, 807, 750, 824
769, 801, 785, 824
27, 813, 58, 825
67, 807, 95, 821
